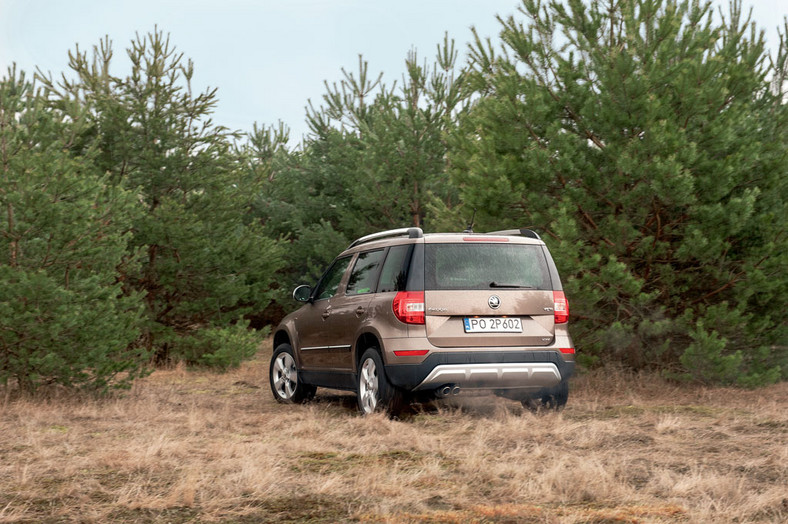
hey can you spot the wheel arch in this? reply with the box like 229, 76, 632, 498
273, 329, 292, 352
354, 331, 383, 371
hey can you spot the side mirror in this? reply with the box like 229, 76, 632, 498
293, 285, 312, 302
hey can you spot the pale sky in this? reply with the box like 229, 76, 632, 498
1, 0, 785, 145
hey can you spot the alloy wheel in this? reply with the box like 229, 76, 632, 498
358, 357, 379, 414
272, 352, 298, 400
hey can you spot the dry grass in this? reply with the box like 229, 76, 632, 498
1, 346, 786, 523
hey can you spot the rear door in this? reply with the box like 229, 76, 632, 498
422, 241, 555, 348
321, 249, 386, 371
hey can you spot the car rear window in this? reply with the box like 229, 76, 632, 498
424, 243, 551, 291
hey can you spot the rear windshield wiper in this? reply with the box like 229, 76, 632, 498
489, 282, 535, 289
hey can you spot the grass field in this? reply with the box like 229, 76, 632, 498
1, 345, 786, 523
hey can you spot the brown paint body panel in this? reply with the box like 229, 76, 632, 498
424, 290, 554, 347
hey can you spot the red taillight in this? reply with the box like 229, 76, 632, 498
559, 347, 575, 354
393, 350, 429, 357
392, 291, 425, 324
553, 291, 569, 324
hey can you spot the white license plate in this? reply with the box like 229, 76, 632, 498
463, 317, 522, 333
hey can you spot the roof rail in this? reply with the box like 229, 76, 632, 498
486, 228, 542, 240
347, 227, 424, 249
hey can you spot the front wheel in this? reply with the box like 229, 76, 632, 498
357, 348, 406, 416
270, 344, 315, 404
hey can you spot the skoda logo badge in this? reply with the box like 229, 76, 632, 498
488, 295, 501, 309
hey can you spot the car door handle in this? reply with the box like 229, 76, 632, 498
355, 306, 365, 316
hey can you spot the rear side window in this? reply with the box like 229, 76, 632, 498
346, 250, 385, 295
424, 244, 551, 290
377, 245, 412, 293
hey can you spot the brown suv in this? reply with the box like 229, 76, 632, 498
269, 227, 575, 415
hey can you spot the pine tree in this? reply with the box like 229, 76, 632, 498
304, 36, 467, 232
258, 37, 471, 305
451, 0, 786, 384
0, 68, 146, 392
39, 31, 283, 365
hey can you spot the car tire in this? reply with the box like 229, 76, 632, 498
270, 343, 316, 404
522, 379, 569, 413
356, 348, 406, 417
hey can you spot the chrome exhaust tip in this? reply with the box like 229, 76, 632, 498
437, 385, 455, 398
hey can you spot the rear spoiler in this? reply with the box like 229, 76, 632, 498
486, 228, 541, 240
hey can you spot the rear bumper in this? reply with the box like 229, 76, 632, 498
385, 350, 575, 392
414, 362, 561, 390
